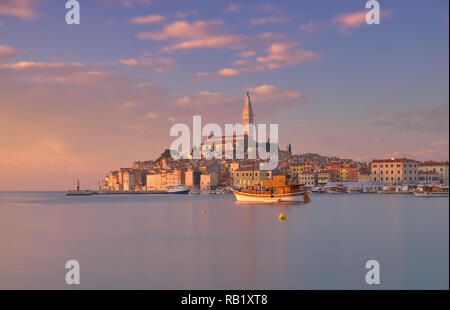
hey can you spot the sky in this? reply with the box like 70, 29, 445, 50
0, 0, 448, 190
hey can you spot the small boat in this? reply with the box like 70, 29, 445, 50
327, 185, 349, 194
232, 184, 311, 203
414, 185, 449, 197
165, 185, 190, 194
310, 187, 326, 194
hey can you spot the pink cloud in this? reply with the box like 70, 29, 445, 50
299, 22, 316, 34
251, 84, 302, 102
255, 42, 319, 70
99, 0, 153, 7
197, 42, 318, 77
174, 10, 199, 18
250, 16, 286, 26
0, 44, 19, 60
119, 56, 175, 72
228, 3, 240, 12
332, 10, 393, 32
238, 50, 256, 58
137, 20, 223, 41
129, 14, 167, 24
410, 141, 449, 161
137, 19, 289, 52
0, 0, 38, 21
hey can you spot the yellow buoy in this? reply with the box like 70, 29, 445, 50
279, 213, 286, 220
202, 210, 206, 214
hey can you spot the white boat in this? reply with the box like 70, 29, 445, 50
165, 185, 190, 194
310, 187, 326, 194
232, 184, 310, 203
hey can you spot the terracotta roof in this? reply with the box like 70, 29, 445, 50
371, 158, 418, 163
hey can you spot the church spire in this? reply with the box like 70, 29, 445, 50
243, 91, 254, 135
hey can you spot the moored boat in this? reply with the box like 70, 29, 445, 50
413, 185, 449, 197
165, 185, 190, 194
232, 184, 310, 203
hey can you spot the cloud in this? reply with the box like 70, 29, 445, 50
251, 84, 302, 103
238, 51, 256, 58
129, 14, 167, 24
119, 101, 140, 109
228, 3, 240, 12
137, 20, 223, 41
174, 91, 235, 107
250, 16, 286, 26
197, 42, 318, 77
51, 71, 112, 85
174, 10, 199, 18
370, 103, 449, 134
255, 42, 319, 70
0, 61, 84, 71
119, 56, 175, 72
299, 22, 316, 34
99, 0, 153, 7
198, 68, 242, 78
0, 45, 19, 61
0, 0, 38, 20
142, 112, 158, 119
410, 141, 449, 161
332, 10, 393, 32
137, 19, 288, 52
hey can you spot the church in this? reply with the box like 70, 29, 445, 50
201, 91, 261, 159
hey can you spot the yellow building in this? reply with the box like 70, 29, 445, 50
232, 168, 272, 187
340, 167, 349, 182
419, 161, 449, 184
289, 164, 316, 179
318, 171, 330, 185
299, 171, 317, 186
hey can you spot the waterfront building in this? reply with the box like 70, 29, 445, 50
419, 161, 449, 184
418, 171, 440, 185
358, 172, 372, 183
200, 172, 219, 190
123, 169, 143, 191
147, 173, 166, 190
185, 169, 201, 188
232, 167, 272, 187
371, 158, 419, 184
318, 170, 331, 185
298, 171, 318, 187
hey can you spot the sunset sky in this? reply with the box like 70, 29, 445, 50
0, 0, 448, 190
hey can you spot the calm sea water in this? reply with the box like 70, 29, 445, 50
0, 191, 448, 290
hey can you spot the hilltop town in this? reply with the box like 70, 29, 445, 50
101, 93, 449, 192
